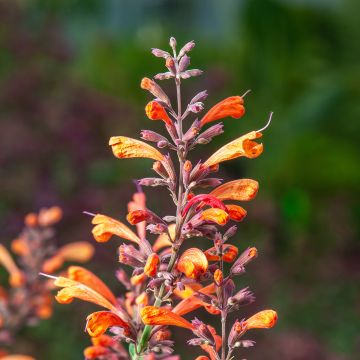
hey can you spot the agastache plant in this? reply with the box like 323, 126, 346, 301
45, 37, 277, 360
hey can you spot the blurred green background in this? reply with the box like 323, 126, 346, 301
0, 0, 359, 359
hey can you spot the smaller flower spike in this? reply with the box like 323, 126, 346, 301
145, 101, 172, 125
177, 248, 208, 279
109, 136, 165, 162
200, 96, 245, 127
141, 306, 194, 330
203, 131, 263, 168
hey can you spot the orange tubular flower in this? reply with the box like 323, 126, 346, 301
214, 269, 223, 286
11, 237, 30, 256
200, 96, 245, 126
92, 214, 140, 244
245, 309, 278, 330
205, 244, 238, 263
0, 244, 25, 288
91, 334, 114, 347
141, 306, 194, 330
0, 356, 35, 360
203, 131, 263, 168
226, 204, 247, 222
86, 311, 130, 337
126, 210, 149, 225
38, 206, 63, 227
209, 179, 259, 202
200, 208, 229, 226
84, 346, 109, 359
109, 136, 164, 162
128, 191, 147, 240
145, 101, 172, 125
143, 253, 159, 277
66, 266, 117, 305
177, 248, 208, 279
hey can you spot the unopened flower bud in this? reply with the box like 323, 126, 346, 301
195, 178, 222, 188
169, 37, 177, 49
223, 225, 237, 241
181, 69, 203, 79
152, 161, 168, 178
165, 57, 176, 74
190, 90, 208, 104
138, 178, 167, 187
178, 40, 195, 58
196, 123, 224, 144
140, 130, 168, 143
214, 269, 223, 286
154, 72, 174, 80
157, 140, 169, 148
151, 48, 170, 58
178, 54, 190, 72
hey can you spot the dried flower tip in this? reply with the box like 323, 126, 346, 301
177, 248, 208, 279
245, 310, 278, 329
141, 306, 194, 330
140, 77, 171, 106
231, 247, 258, 275
203, 131, 263, 168
188, 101, 204, 113
178, 40, 195, 58
200, 96, 245, 126
151, 48, 170, 58
213, 269, 223, 286
144, 253, 159, 277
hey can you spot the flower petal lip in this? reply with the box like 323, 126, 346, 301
209, 179, 259, 202
66, 266, 117, 305
92, 214, 140, 244
226, 204, 247, 222
177, 248, 208, 279
203, 131, 263, 168
200, 96, 245, 126
245, 309, 278, 329
145, 100, 172, 125
205, 244, 238, 263
141, 306, 194, 330
200, 208, 229, 226
109, 136, 164, 162
86, 310, 131, 337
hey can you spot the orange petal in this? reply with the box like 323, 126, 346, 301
205, 244, 238, 263
86, 311, 130, 337
145, 101, 172, 125
0, 356, 35, 360
130, 273, 146, 286
24, 212, 38, 227
225, 204, 247, 222
54, 277, 115, 311
143, 254, 159, 277
84, 346, 109, 359
58, 242, 94, 263
203, 131, 263, 168
91, 334, 114, 347
128, 192, 147, 239
177, 248, 208, 279
109, 136, 164, 162
200, 96, 245, 126
38, 206, 63, 227
200, 208, 229, 226
67, 266, 117, 305
214, 269, 223, 286
209, 179, 259, 201
11, 237, 30, 256
92, 214, 140, 244
141, 306, 194, 330
195, 357, 210, 360
245, 309, 278, 330
0, 244, 25, 288
42, 255, 64, 274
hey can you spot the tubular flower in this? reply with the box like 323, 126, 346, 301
86, 311, 131, 337
177, 248, 208, 279
11, 237, 30, 256
143, 253, 159, 277
200, 208, 229, 226
66, 266, 117, 305
128, 191, 147, 240
225, 204, 247, 222
203, 131, 263, 168
141, 306, 194, 330
42, 242, 94, 273
0, 244, 25, 287
38, 206, 63, 227
245, 310, 278, 330
0, 356, 35, 360
209, 179, 259, 202
84, 345, 109, 359
214, 269, 223, 286
140, 77, 171, 106
205, 244, 238, 263
109, 136, 164, 162
145, 101, 172, 125
92, 214, 140, 244
200, 96, 245, 126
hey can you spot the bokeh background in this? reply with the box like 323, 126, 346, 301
0, 0, 359, 359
